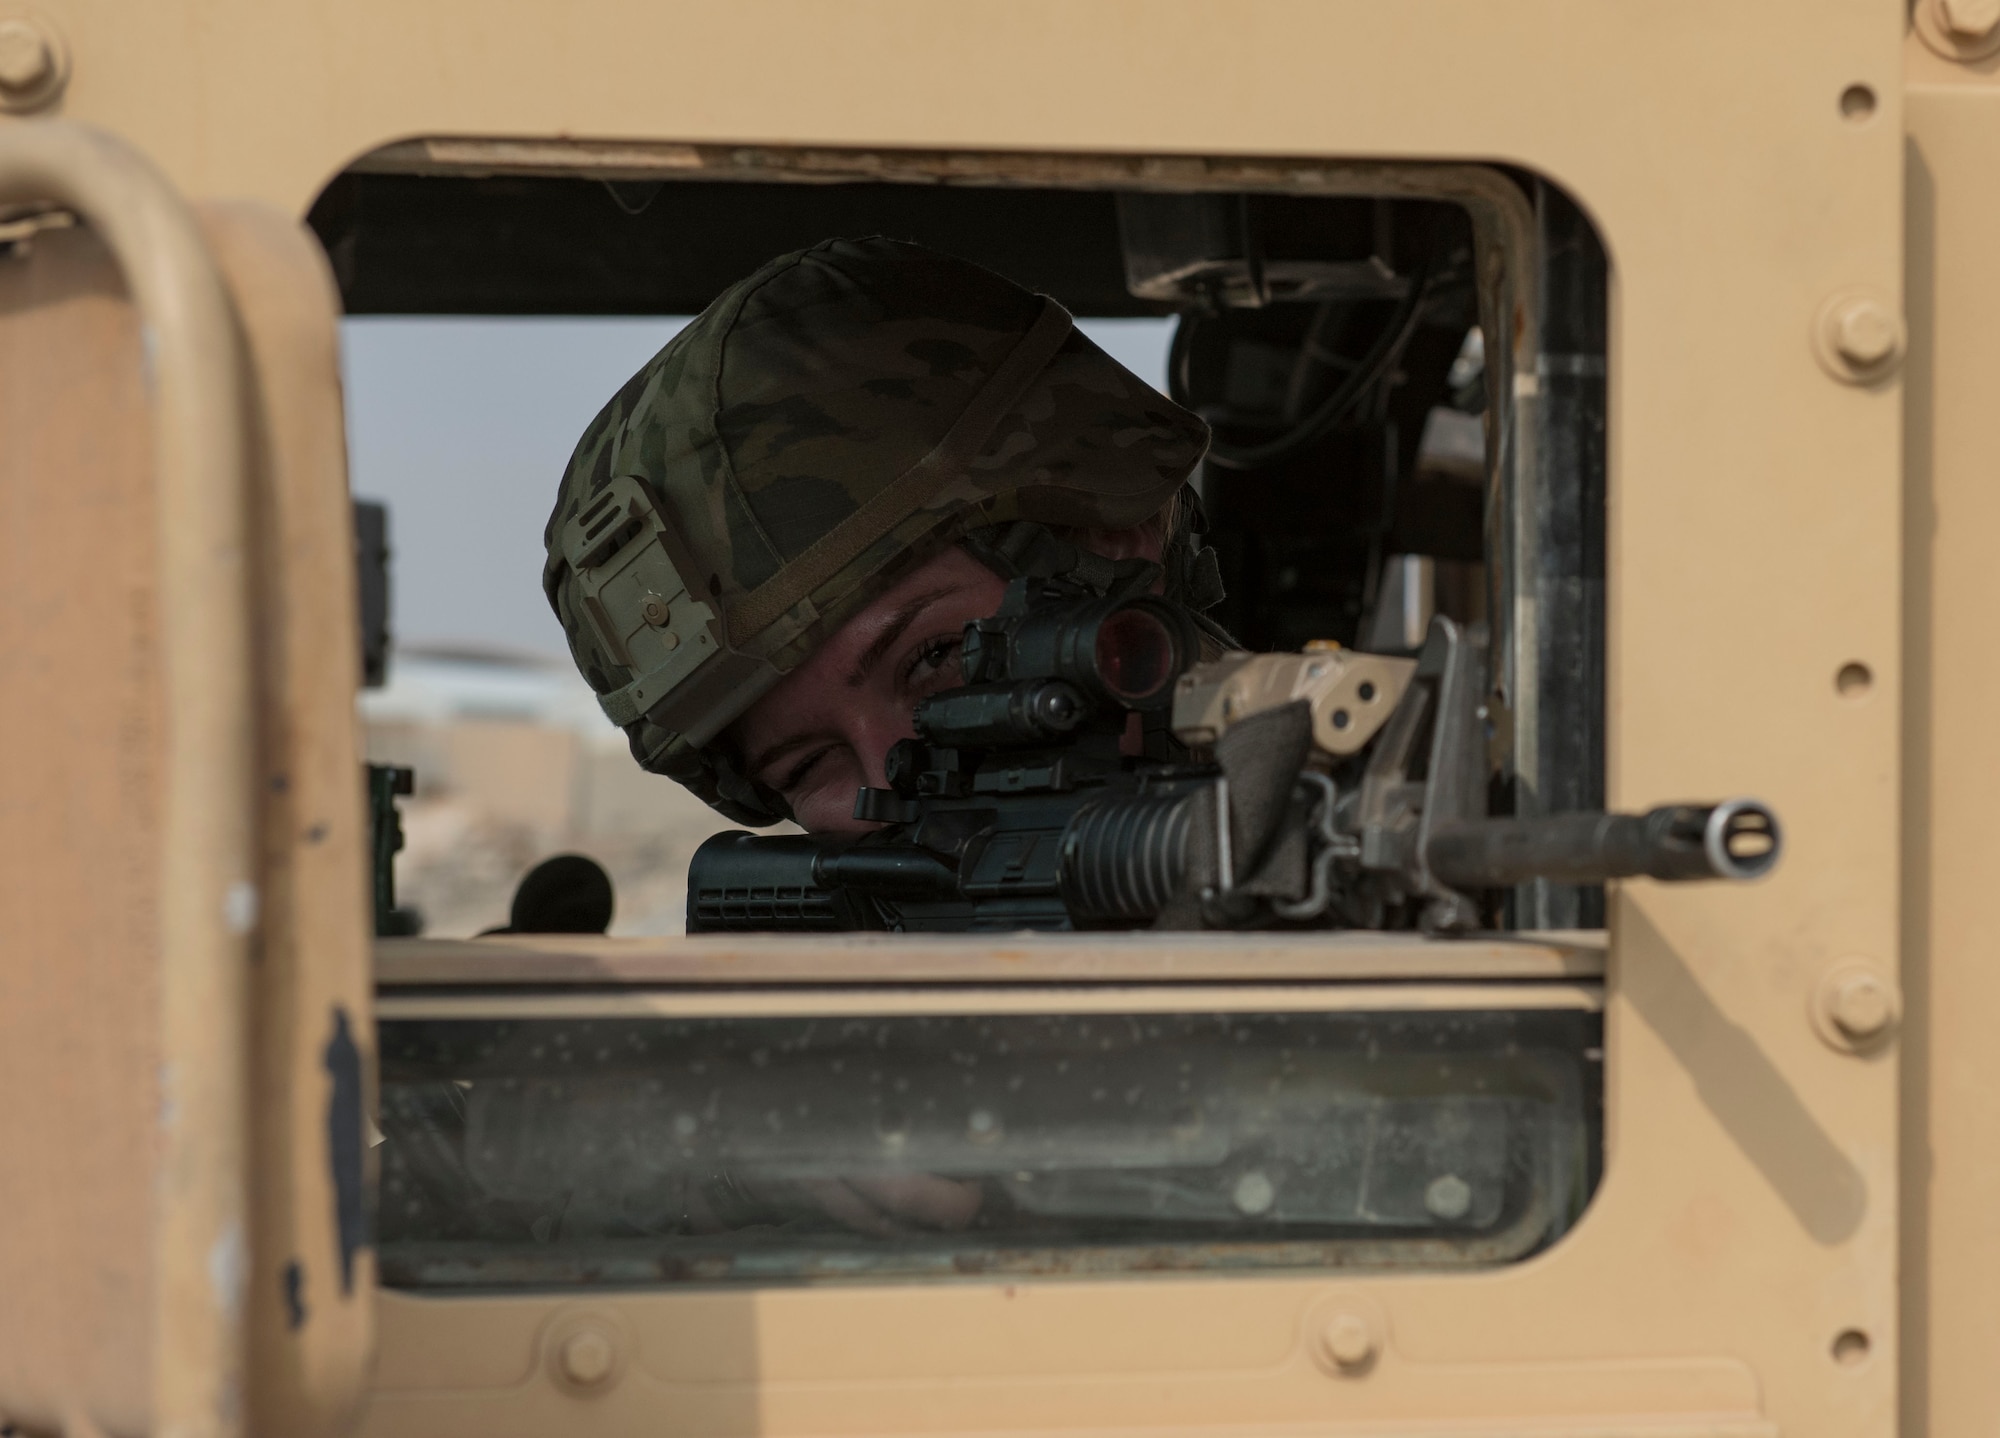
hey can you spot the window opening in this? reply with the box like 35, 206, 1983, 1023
320, 157, 1619, 939
317, 145, 1653, 1286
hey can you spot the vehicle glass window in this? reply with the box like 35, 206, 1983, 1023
378, 1004, 1601, 1288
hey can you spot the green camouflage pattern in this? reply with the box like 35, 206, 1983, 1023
543, 236, 1210, 822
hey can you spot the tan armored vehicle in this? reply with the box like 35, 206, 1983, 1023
0, 2, 1991, 1435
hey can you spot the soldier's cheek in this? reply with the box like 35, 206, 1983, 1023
793, 756, 877, 836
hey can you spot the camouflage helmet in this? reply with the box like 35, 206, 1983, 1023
543, 236, 1211, 824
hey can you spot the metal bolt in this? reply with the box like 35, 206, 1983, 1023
640, 595, 671, 628
1829, 972, 1894, 1042
560, 1329, 615, 1386
1320, 1313, 1377, 1371
1940, 0, 2000, 40
1813, 963, 1900, 1053
0, 19, 51, 92
1831, 298, 1899, 369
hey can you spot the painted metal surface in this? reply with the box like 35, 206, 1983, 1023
1901, 37, 2000, 1437
0, 119, 254, 1438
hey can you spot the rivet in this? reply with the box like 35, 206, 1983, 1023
1320, 1313, 1377, 1372
560, 1329, 615, 1387
640, 594, 671, 628
1833, 301, 1898, 368
1940, 0, 2000, 41
0, 19, 49, 89
1917, 0, 2000, 60
1814, 291, 1905, 384
1813, 962, 1900, 1053
1829, 973, 1894, 1042
0, 11, 65, 112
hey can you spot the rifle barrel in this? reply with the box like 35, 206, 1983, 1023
1423, 799, 1781, 890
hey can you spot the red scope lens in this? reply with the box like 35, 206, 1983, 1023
1093, 605, 1180, 703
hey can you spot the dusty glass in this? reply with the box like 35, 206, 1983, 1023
377, 1005, 1601, 1288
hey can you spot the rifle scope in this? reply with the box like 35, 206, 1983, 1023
961, 593, 1194, 710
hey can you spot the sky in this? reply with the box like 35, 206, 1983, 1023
341, 316, 1178, 661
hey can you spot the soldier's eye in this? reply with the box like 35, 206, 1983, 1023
906, 635, 963, 687
781, 746, 834, 791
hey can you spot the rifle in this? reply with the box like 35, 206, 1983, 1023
687, 579, 1780, 934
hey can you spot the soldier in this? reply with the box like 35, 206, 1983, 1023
543, 235, 1228, 839
538, 237, 1231, 1232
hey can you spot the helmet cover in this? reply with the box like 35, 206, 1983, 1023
543, 236, 1210, 822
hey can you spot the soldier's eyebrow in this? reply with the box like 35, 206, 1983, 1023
845, 585, 964, 689
738, 583, 970, 786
